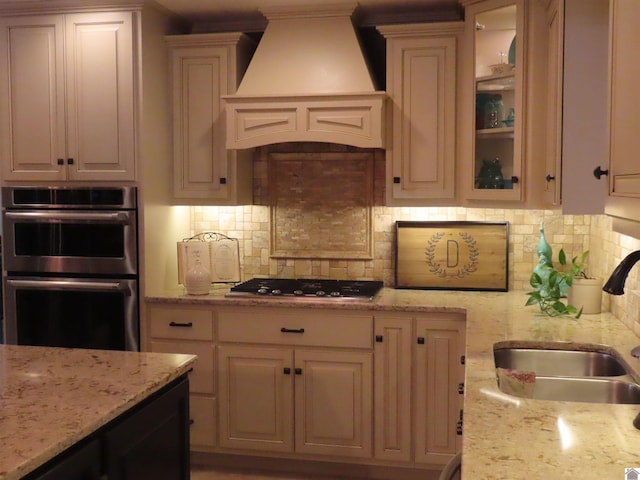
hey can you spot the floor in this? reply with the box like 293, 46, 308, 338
190, 466, 344, 480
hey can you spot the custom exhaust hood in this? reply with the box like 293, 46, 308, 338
224, 4, 386, 149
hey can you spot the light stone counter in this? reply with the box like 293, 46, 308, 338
148, 286, 640, 479
0, 345, 196, 480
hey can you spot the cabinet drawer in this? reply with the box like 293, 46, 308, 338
150, 341, 214, 394
217, 307, 373, 348
149, 307, 213, 341
189, 395, 216, 449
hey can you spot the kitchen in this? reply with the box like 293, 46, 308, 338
2, 0, 640, 479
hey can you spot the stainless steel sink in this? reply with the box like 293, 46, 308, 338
493, 343, 640, 404
525, 376, 640, 404
494, 347, 629, 377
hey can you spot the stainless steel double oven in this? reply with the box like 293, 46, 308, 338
2, 186, 139, 351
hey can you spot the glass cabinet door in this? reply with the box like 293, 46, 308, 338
467, 0, 524, 200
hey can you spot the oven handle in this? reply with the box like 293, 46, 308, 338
7, 279, 132, 295
4, 211, 131, 222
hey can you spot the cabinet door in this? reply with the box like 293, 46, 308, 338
414, 316, 465, 466
380, 24, 461, 205
26, 439, 101, 480
294, 349, 373, 458
463, 0, 525, 201
0, 15, 66, 181
543, 0, 563, 206
65, 12, 135, 181
170, 45, 230, 199
373, 315, 412, 462
605, 0, 640, 228
104, 377, 190, 480
217, 345, 294, 452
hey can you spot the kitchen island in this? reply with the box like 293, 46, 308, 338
0, 345, 196, 480
148, 286, 640, 479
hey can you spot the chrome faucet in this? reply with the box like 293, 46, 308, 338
603, 250, 640, 295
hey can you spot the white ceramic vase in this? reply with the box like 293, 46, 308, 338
185, 262, 211, 295
567, 278, 602, 314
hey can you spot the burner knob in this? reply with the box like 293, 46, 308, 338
330, 291, 341, 297
257, 288, 269, 295
315, 290, 326, 297
271, 289, 282, 296
293, 289, 304, 296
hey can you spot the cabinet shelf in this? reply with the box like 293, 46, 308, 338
476, 127, 514, 138
476, 73, 515, 92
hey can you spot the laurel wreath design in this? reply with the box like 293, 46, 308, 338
424, 231, 480, 278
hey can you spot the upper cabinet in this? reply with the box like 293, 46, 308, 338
545, 0, 608, 214
0, 11, 137, 182
605, 0, 640, 235
167, 33, 255, 205
463, 0, 523, 202
459, 0, 547, 206
378, 22, 463, 206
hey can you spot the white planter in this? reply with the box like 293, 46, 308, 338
567, 278, 602, 314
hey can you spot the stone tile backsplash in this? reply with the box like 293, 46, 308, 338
191, 205, 640, 333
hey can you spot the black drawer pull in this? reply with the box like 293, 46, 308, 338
417, 337, 425, 345
375, 335, 383, 342
295, 368, 302, 375
169, 321, 193, 328
281, 327, 304, 334
189, 419, 195, 426
284, 367, 291, 375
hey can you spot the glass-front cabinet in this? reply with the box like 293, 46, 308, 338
462, 0, 525, 201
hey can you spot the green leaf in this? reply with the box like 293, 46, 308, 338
558, 248, 567, 266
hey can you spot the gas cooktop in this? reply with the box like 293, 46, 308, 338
226, 278, 384, 301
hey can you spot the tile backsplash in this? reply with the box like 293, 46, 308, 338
190, 205, 640, 333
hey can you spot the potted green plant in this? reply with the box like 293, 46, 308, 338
561, 250, 602, 315
525, 248, 584, 318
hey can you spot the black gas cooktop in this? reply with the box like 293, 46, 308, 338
227, 278, 384, 301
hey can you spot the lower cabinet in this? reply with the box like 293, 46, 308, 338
374, 313, 466, 467
216, 307, 374, 459
26, 377, 190, 480
143, 301, 467, 471
218, 345, 373, 458
148, 305, 217, 451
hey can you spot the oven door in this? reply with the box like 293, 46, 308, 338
2, 209, 137, 275
3, 276, 139, 351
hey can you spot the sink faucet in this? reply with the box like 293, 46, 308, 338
603, 250, 640, 295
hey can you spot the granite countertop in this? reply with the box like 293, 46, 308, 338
0, 345, 196, 480
148, 286, 640, 479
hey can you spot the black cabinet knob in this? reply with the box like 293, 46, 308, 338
375, 335, 383, 343
219, 177, 227, 185
393, 177, 400, 184
545, 174, 556, 182
511, 176, 519, 184
417, 337, 425, 345
57, 158, 64, 165
593, 166, 609, 179
67, 158, 74, 165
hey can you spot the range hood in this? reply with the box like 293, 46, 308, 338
224, 4, 386, 149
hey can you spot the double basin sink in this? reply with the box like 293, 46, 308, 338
494, 342, 640, 404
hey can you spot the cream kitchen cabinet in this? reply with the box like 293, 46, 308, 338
0, 11, 136, 182
605, 0, 640, 236
378, 22, 462, 205
459, 0, 548, 206
374, 312, 465, 467
167, 33, 255, 205
147, 305, 217, 451
216, 307, 373, 459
